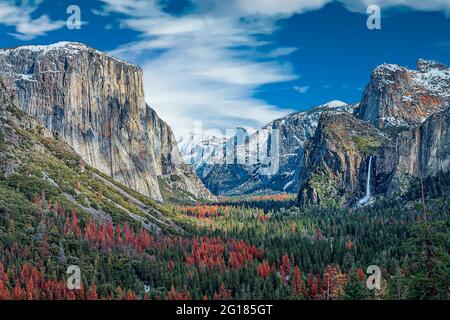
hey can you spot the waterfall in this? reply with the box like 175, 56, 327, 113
365, 156, 373, 198
357, 156, 373, 206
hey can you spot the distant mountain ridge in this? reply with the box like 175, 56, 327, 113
178, 59, 450, 208
179, 100, 354, 195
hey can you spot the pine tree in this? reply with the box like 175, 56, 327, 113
405, 214, 449, 300
291, 266, 303, 298
343, 270, 367, 300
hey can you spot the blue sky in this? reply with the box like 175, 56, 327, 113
0, 0, 449, 137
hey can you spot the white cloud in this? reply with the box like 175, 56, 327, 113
99, 0, 450, 137
0, 1, 65, 40
342, 0, 450, 15
227, 0, 450, 16
199, 61, 296, 86
267, 47, 298, 58
100, 0, 298, 136
188, 0, 450, 17
293, 85, 310, 93
231, 0, 330, 16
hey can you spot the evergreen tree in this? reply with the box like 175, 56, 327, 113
343, 270, 367, 300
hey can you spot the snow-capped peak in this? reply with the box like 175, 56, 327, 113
416, 59, 448, 73
2, 42, 87, 54
0, 42, 134, 67
413, 60, 450, 98
318, 100, 348, 109
374, 63, 405, 73
177, 132, 226, 168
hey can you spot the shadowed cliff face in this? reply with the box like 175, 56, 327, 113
298, 105, 450, 208
354, 60, 450, 199
355, 60, 449, 130
0, 42, 214, 202
297, 60, 450, 208
0, 78, 187, 232
377, 104, 450, 195
297, 112, 387, 208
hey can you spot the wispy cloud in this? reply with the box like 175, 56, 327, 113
99, 0, 299, 136
226, 0, 450, 16
98, 0, 450, 136
293, 85, 310, 94
187, 0, 450, 17
0, 0, 65, 40
342, 0, 450, 16
431, 40, 450, 52
267, 47, 298, 58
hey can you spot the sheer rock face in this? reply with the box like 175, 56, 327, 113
0, 42, 214, 202
298, 59, 450, 208
355, 59, 450, 129
379, 104, 450, 195
298, 104, 450, 207
0, 79, 49, 179
297, 112, 387, 208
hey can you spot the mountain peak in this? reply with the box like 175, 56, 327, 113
0, 42, 135, 68
0, 41, 214, 202
319, 100, 348, 109
416, 59, 448, 72
372, 63, 407, 77
356, 59, 450, 129
2, 41, 88, 53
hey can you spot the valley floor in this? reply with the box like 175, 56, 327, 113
0, 174, 449, 300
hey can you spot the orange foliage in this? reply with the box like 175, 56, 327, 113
185, 237, 226, 273
257, 260, 271, 278
291, 266, 305, 298
248, 194, 293, 202
322, 265, 347, 300
345, 239, 354, 250
178, 205, 229, 219
213, 283, 232, 300
166, 286, 191, 300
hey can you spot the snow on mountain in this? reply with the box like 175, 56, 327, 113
179, 101, 354, 195
356, 59, 450, 129
299, 60, 450, 209
0, 42, 134, 69
178, 59, 450, 197
177, 133, 226, 169
414, 59, 450, 98
0, 42, 215, 202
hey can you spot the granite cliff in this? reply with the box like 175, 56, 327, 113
298, 59, 450, 208
0, 42, 214, 202
355, 59, 449, 130
297, 112, 387, 208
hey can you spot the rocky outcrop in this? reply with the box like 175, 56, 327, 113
297, 112, 387, 208
0, 42, 214, 202
0, 78, 187, 232
297, 59, 450, 208
377, 104, 450, 195
355, 59, 449, 130
298, 103, 450, 208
